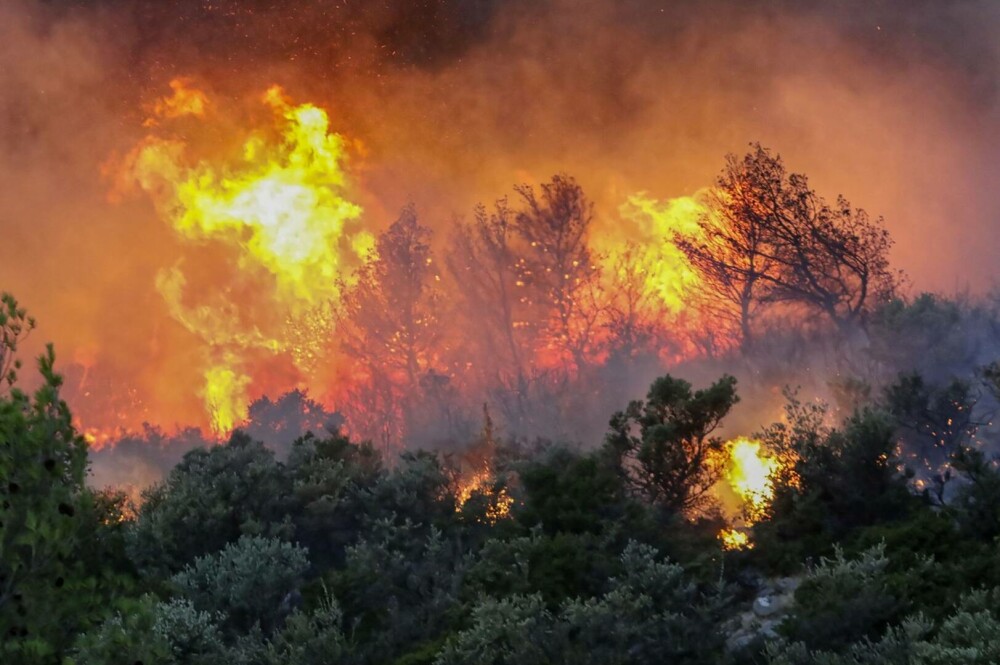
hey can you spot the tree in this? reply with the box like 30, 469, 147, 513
447, 199, 534, 392
679, 144, 898, 342
756, 405, 915, 565
884, 373, 984, 483
600, 241, 671, 361
440, 542, 727, 665
0, 292, 35, 392
675, 168, 777, 350
128, 431, 293, 575
604, 374, 739, 515
339, 204, 445, 449
948, 445, 1000, 541
172, 535, 309, 635
1, 298, 129, 663
286, 431, 383, 569
514, 175, 603, 373
780, 544, 900, 653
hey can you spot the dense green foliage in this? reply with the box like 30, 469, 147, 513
8, 291, 1000, 664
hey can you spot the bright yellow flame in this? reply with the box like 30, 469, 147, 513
724, 436, 780, 522
203, 363, 251, 433
604, 192, 709, 313
717, 437, 781, 550
118, 80, 370, 433
719, 528, 752, 551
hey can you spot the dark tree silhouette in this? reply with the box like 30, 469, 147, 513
447, 199, 533, 388
514, 175, 603, 373
678, 144, 899, 344
605, 374, 739, 515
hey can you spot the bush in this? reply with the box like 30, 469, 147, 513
129, 432, 294, 575
172, 535, 309, 635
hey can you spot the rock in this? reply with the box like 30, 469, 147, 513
776, 576, 801, 593
753, 595, 780, 618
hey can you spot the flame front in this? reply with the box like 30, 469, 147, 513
116, 81, 372, 433
608, 192, 707, 314
105, 79, 724, 442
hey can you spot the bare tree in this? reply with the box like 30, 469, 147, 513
601, 241, 669, 360
339, 205, 442, 448
513, 175, 603, 373
678, 144, 899, 345
675, 162, 778, 350
447, 199, 533, 385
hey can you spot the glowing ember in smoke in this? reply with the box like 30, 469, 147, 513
718, 436, 781, 550
115, 80, 372, 432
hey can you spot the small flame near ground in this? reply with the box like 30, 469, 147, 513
718, 436, 781, 550
455, 468, 513, 524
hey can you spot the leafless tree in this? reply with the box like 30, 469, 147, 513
514, 175, 603, 373
339, 205, 443, 448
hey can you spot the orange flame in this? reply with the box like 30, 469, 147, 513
718, 436, 781, 550
456, 468, 513, 523
115, 80, 372, 433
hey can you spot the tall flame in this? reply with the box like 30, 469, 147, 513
116, 81, 373, 432
719, 436, 781, 550
609, 192, 708, 314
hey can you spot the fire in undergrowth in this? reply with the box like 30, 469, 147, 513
113, 79, 373, 433
718, 436, 782, 550
455, 468, 514, 524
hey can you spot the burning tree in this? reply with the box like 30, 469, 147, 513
678, 144, 899, 347
447, 199, 536, 405
339, 205, 444, 449
600, 242, 672, 361
514, 175, 603, 374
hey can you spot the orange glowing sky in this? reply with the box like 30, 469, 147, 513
1, 0, 998, 437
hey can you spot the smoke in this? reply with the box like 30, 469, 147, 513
1, 0, 998, 485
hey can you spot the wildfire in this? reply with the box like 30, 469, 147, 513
719, 528, 751, 551
115, 80, 373, 433
608, 192, 708, 314
455, 469, 513, 524
100, 80, 726, 445
718, 436, 781, 550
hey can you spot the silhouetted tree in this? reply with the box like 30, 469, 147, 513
447, 199, 536, 412
340, 205, 444, 448
514, 175, 603, 373
675, 166, 777, 350
605, 374, 738, 515
679, 145, 898, 343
